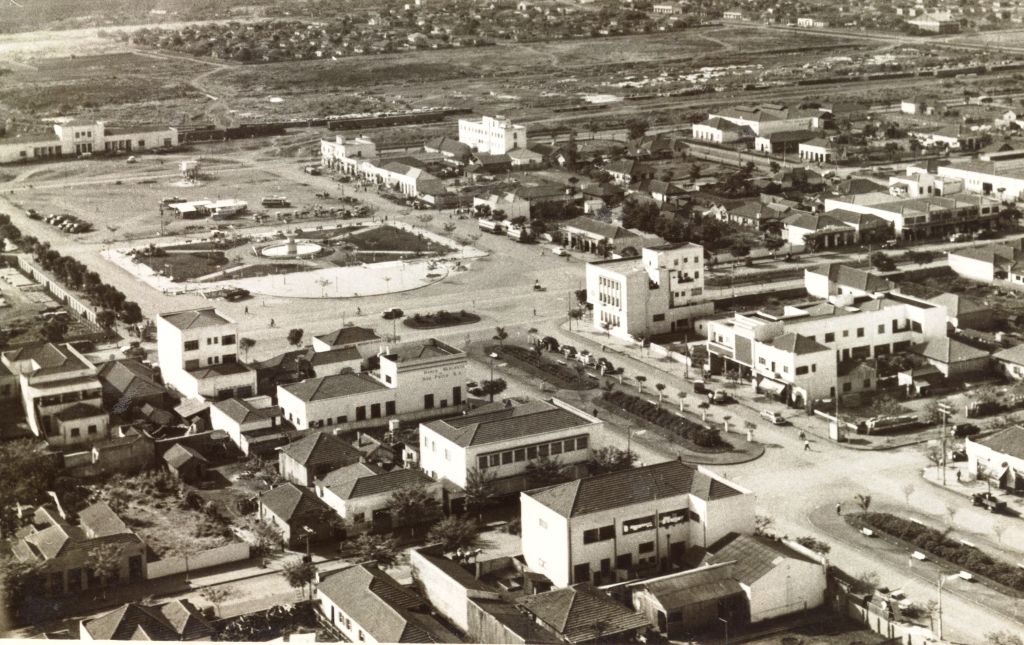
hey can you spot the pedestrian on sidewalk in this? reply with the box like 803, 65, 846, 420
803, 440, 810, 451
270, 318, 275, 327
798, 430, 806, 442
835, 503, 842, 516
244, 306, 249, 315
956, 470, 962, 482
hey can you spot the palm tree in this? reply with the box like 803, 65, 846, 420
635, 375, 647, 393
677, 390, 687, 412
655, 383, 666, 402
855, 494, 872, 512
527, 327, 538, 344
568, 308, 584, 331
239, 337, 256, 361
493, 326, 508, 348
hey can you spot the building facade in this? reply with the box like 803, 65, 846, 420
156, 308, 255, 401
458, 115, 527, 155
0, 119, 178, 164
586, 244, 713, 340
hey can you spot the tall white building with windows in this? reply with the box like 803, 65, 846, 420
521, 460, 755, 588
586, 243, 713, 340
458, 115, 527, 154
156, 308, 256, 401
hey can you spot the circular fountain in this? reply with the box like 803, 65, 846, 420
260, 236, 324, 259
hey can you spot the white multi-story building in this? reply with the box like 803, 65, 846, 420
586, 244, 713, 340
935, 149, 1024, 202
706, 104, 821, 137
0, 119, 179, 164
277, 339, 466, 431
320, 135, 378, 173
156, 308, 256, 401
521, 459, 755, 588
1, 343, 107, 447
419, 398, 599, 498
705, 271, 947, 408
458, 115, 527, 155
823, 191, 1000, 241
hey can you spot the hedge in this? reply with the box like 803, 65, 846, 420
496, 345, 597, 391
853, 512, 1024, 593
601, 389, 725, 449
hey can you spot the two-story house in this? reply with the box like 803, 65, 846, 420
156, 308, 256, 401
315, 462, 440, 533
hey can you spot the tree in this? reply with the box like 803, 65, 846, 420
635, 374, 647, 393
287, 328, 304, 347
729, 243, 751, 260
443, 222, 457, 234
754, 514, 775, 537
40, 317, 67, 343
0, 440, 59, 538
250, 519, 283, 556
923, 444, 943, 477
525, 456, 570, 487
677, 390, 688, 412
855, 493, 872, 512
764, 236, 785, 254
655, 382, 666, 402
870, 251, 896, 272
96, 309, 116, 329
351, 533, 400, 569
427, 516, 481, 551
586, 447, 635, 476
200, 585, 233, 616
625, 118, 649, 141
0, 557, 45, 621
120, 301, 143, 324
479, 378, 507, 402
239, 337, 256, 361
493, 326, 508, 348
689, 163, 703, 181
769, 161, 781, 173
464, 467, 497, 514
987, 632, 1024, 645
89, 543, 125, 596
567, 307, 584, 331
282, 559, 317, 600
387, 486, 441, 534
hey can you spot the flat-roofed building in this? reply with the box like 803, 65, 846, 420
156, 308, 255, 401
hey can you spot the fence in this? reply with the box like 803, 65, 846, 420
146, 542, 252, 579
15, 255, 99, 324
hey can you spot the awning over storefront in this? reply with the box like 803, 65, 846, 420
758, 379, 786, 395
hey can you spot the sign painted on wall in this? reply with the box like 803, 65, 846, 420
659, 508, 688, 527
622, 515, 655, 535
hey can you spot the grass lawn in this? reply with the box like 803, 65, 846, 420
227, 263, 310, 279
347, 225, 453, 254
97, 472, 235, 559
135, 251, 231, 281
404, 309, 480, 330
489, 344, 598, 391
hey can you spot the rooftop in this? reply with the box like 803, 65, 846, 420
972, 425, 1024, 460
516, 583, 649, 643
383, 338, 463, 363
806, 263, 894, 293
159, 308, 233, 331
259, 482, 332, 523
318, 462, 433, 500
912, 336, 990, 364
423, 399, 593, 447
82, 600, 214, 641
279, 431, 363, 468
281, 372, 387, 402
526, 460, 745, 518
314, 326, 381, 348
704, 533, 821, 585
212, 397, 281, 425
631, 562, 744, 607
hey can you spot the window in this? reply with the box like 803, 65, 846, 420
825, 332, 835, 342
502, 451, 513, 465
842, 382, 852, 392
489, 454, 500, 467
856, 327, 864, 338
639, 541, 655, 554
222, 334, 236, 345
599, 525, 615, 540
87, 424, 98, 434
911, 321, 922, 333
878, 324, 884, 334
527, 446, 538, 459
356, 406, 366, 421
688, 509, 701, 523
478, 455, 489, 469
359, 630, 365, 642
653, 313, 665, 322
385, 401, 396, 415
550, 441, 563, 455
370, 403, 381, 418
576, 436, 588, 450
384, 374, 392, 384
353, 512, 365, 523
69, 427, 80, 437
184, 340, 199, 351
795, 366, 809, 375
584, 525, 615, 544
538, 444, 549, 457
758, 357, 766, 365
863, 379, 872, 388
424, 393, 435, 409
842, 330, 849, 338
514, 448, 526, 461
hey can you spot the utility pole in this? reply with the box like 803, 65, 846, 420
937, 401, 953, 486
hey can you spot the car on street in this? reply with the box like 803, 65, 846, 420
382, 307, 404, 320
708, 390, 731, 404
552, 247, 569, 256
951, 423, 981, 438
760, 410, 786, 425
561, 345, 577, 360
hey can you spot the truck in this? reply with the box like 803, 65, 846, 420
971, 492, 1007, 514
864, 415, 918, 434
261, 196, 291, 208
303, 165, 322, 176
479, 219, 506, 234
506, 226, 533, 243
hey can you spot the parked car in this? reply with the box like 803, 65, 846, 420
949, 232, 971, 243
950, 448, 967, 462
561, 345, 577, 360
951, 423, 980, 438
693, 380, 708, 395
596, 358, 615, 374
760, 410, 786, 425
577, 350, 593, 366
225, 288, 251, 302
382, 307, 404, 320
971, 492, 1007, 514
552, 247, 569, 256
708, 390, 731, 404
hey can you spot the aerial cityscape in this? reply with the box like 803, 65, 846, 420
1, 0, 1024, 643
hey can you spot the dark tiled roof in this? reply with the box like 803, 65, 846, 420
784, 212, 851, 232
424, 400, 591, 447
827, 209, 891, 229
280, 431, 362, 468
317, 564, 439, 643
159, 308, 232, 330
98, 359, 166, 407
259, 483, 332, 523
974, 426, 1024, 460
212, 397, 280, 425
526, 461, 744, 518
704, 533, 821, 585
163, 443, 208, 469
912, 337, 990, 364
807, 263, 894, 293
2, 342, 88, 372
771, 333, 829, 355
319, 463, 433, 500
605, 158, 649, 176
635, 563, 744, 608
929, 293, 989, 318
78, 502, 130, 538
993, 344, 1024, 366
563, 216, 632, 239
281, 372, 387, 402
315, 326, 380, 348
187, 362, 252, 379
82, 600, 213, 641
384, 339, 462, 363
516, 583, 649, 643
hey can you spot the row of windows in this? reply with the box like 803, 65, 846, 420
184, 354, 237, 370
182, 335, 235, 351
477, 435, 589, 469
292, 400, 397, 428
67, 424, 100, 438
580, 509, 698, 543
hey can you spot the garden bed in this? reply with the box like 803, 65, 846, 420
347, 225, 453, 254
848, 512, 1024, 596
596, 389, 730, 452
404, 310, 480, 329
136, 251, 231, 281
225, 263, 312, 279
489, 345, 597, 391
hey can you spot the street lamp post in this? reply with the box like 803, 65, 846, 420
936, 572, 959, 641
489, 352, 498, 382
718, 617, 729, 645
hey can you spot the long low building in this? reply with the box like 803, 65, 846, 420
0, 119, 178, 164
